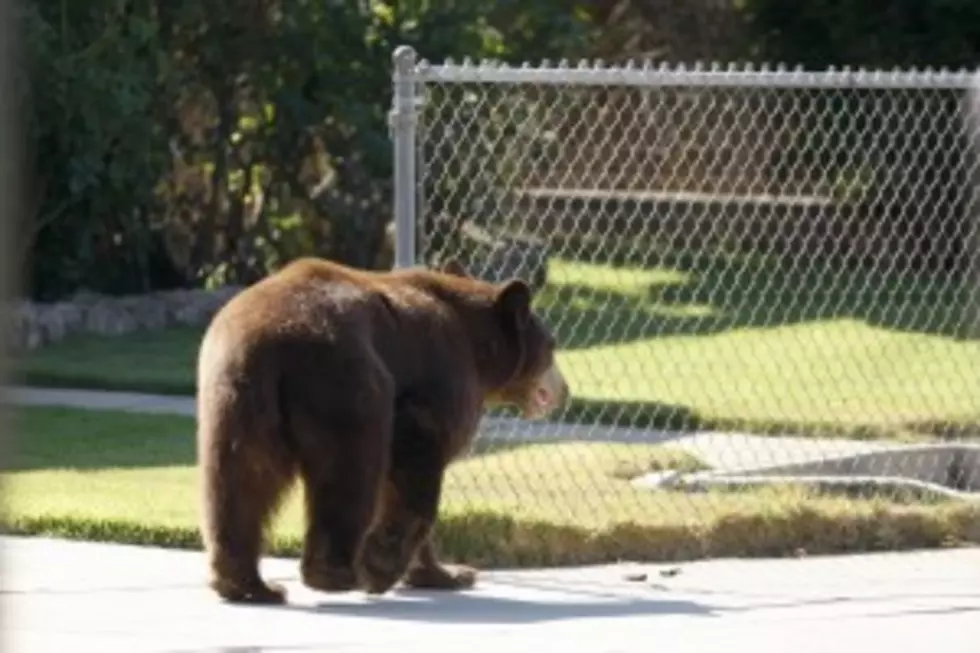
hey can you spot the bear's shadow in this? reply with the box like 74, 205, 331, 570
271, 583, 714, 624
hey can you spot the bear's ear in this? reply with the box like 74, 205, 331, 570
495, 279, 532, 330
440, 258, 469, 278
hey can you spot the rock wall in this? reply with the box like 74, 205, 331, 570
6, 224, 550, 353
5, 286, 243, 352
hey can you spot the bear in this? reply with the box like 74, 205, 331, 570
195, 255, 569, 604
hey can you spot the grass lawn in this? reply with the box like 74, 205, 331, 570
15, 251, 980, 441
3, 406, 978, 567
16, 327, 203, 396
540, 254, 980, 439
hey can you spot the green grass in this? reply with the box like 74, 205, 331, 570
540, 254, 980, 440
3, 406, 979, 567
15, 327, 203, 395
14, 250, 980, 441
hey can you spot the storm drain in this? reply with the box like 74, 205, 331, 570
631, 443, 980, 501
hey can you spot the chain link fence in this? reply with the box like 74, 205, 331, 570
390, 47, 980, 564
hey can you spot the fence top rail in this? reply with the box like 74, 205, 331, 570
408, 54, 980, 91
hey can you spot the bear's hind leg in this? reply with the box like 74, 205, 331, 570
299, 455, 389, 593
201, 442, 293, 605
294, 403, 393, 594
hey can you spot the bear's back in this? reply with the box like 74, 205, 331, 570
200, 257, 484, 387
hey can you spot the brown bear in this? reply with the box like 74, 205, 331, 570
196, 256, 569, 604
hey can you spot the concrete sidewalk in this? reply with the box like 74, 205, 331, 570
2, 536, 979, 653
6, 385, 899, 473
5, 385, 197, 417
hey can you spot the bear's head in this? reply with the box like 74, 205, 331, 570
441, 259, 570, 421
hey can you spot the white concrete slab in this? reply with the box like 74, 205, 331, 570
2, 536, 978, 653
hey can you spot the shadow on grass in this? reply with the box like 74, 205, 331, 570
537, 241, 979, 352
483, 397, 703, 435
478, 392, 980, 444
11, 370, 197, 397
559, 400, 980, 443
899, 420, 980, 442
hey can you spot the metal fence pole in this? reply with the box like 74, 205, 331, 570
390, 45, 419, 269
965, 76, 980, 339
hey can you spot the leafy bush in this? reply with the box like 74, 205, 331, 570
22, 0, 980, 301
18, 1, 176, 300
18, 0, 595, 300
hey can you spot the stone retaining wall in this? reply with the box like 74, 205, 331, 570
6, 229, 550, 353
5, 286, 244, 352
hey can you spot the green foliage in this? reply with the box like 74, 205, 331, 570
19, 1, 175, 299
20, 0, 596, 299
24, 0, 980, 300
595, 0, 980, 69
740, 0, 980, 68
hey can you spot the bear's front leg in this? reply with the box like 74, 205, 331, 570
403, 536, 478, 591
358, 508, 431, 595
357, 422, 445, 595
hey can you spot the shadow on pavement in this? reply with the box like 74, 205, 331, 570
277, 589, 714, 624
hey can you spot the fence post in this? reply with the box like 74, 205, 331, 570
964, 76, 980, 339
390, 45, 419, 269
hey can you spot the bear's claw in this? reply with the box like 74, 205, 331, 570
403, 562, 478, 591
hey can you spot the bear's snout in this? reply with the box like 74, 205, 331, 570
524, 362, 570, 420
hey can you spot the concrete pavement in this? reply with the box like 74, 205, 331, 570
5, 386, 980, 651
2, 535, 979, 653
5, 386, 197, 417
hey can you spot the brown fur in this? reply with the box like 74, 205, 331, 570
196, 256, 567, 603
